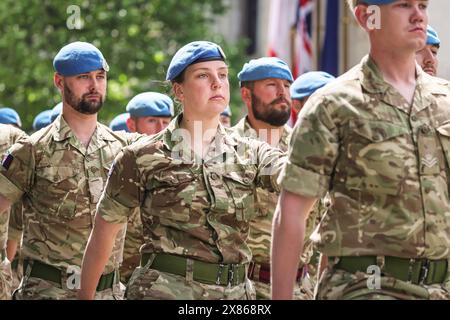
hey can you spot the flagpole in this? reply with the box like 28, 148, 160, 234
342, 1, 349, 73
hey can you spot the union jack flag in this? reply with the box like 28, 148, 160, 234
293, 0, 314, 78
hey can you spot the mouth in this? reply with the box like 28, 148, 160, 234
210, 95, 225, 101
410, 27, 424, 34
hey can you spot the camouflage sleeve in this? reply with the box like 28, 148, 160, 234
255, 140, 287, 192
120, 131, 146, 145
8, 201, 23, 242
0, 137, 34, 202
97, 147, 144, 224
278, 96, 339, 198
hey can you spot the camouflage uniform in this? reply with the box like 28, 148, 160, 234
0, 116, 141, 300
233, 117, 319, 299
120, 208, 143, 284
280, 55, 450, 300
0, 124, 26, 300
98, 114, 286, 300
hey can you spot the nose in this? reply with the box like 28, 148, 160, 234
211, 74, 222, 90
155, 120, 163, 131
276, 82, 288, 98
411, 2, 426, 24
87, 76, 99, 91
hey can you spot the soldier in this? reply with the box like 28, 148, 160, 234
0, 41, 141, 299
120, 92, 174, 284
78, 41, 286, 300
219, 105, 232, 128
272, 0, 450, 300
32, 110, 53, 131
232, 57, 308, 300
290, 71, 336, 125
0, 108, 22, 129
109, 113, 130, 132
416, 25, 440, 76
125, 92, 173, 136
0, 123, 26, 300
290, 71, 337, 284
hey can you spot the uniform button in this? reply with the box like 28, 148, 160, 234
372, 134, 382, 142
243, 177, 251, 184
421, 125, 431, 134
411, 115, 418, 122
210, 172, 219, 180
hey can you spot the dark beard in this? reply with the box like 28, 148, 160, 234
63, 84, 104, 115
251, 93, 291, 127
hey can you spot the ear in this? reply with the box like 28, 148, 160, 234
54, 73, 64, 92
240, 87, 252, 107
354, 4, 373, 32
172, 83, 184, 102
126, 117, 136, 133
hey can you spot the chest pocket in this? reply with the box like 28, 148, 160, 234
34, 166, 78, 219
346, 120, 410, 195
222, 168, 256, 221
254, 188, 278, 218
144, 170, 196, 222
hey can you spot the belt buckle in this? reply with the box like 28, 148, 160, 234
216, 264, 225, 285
419, 260, 430, 285
228, 264, 236, 287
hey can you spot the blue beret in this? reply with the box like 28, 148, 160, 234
50, 102, 63, 122
0, 107, 22, 127
53, 41, 109, 76
126, 92, 174, 118
427, 25, 440, 46
166, 41, 226, 81
238, 57, 293, 83
290, 71, 336, 100
357, 0, 396, 5
109, 113, 130, 132
221, 106, 232, 117
33, 109, 52, 131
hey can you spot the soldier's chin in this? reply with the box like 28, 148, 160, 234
76, 101, 103, 115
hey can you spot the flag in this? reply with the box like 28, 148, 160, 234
267, 0, 298, 66
292, 0, 314, 78
320, 0, 340, 76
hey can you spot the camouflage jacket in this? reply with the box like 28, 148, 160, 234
0, 115, 141, 272
232, 117, 291, 264
280, 55, 450, 260
0, 124, 26, 250
98, 113, 286, 264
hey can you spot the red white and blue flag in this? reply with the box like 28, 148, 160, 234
293, 0, 314, 78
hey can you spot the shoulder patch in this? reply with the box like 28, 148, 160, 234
2, 153, 14, 170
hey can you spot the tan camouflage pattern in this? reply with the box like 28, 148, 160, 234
316, 262, 450, 300
0, 115, 142, 299
126, 264, 255, 300
280, 55, 450, 280
97, 113, 285, 299
13, 277, 124, 300
0, 123, 26, 300
0, 258, 12, 300
120, 207, 143, 284
232, 117, 321, 299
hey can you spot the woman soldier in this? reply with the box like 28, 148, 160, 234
77, 41, 285, 300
